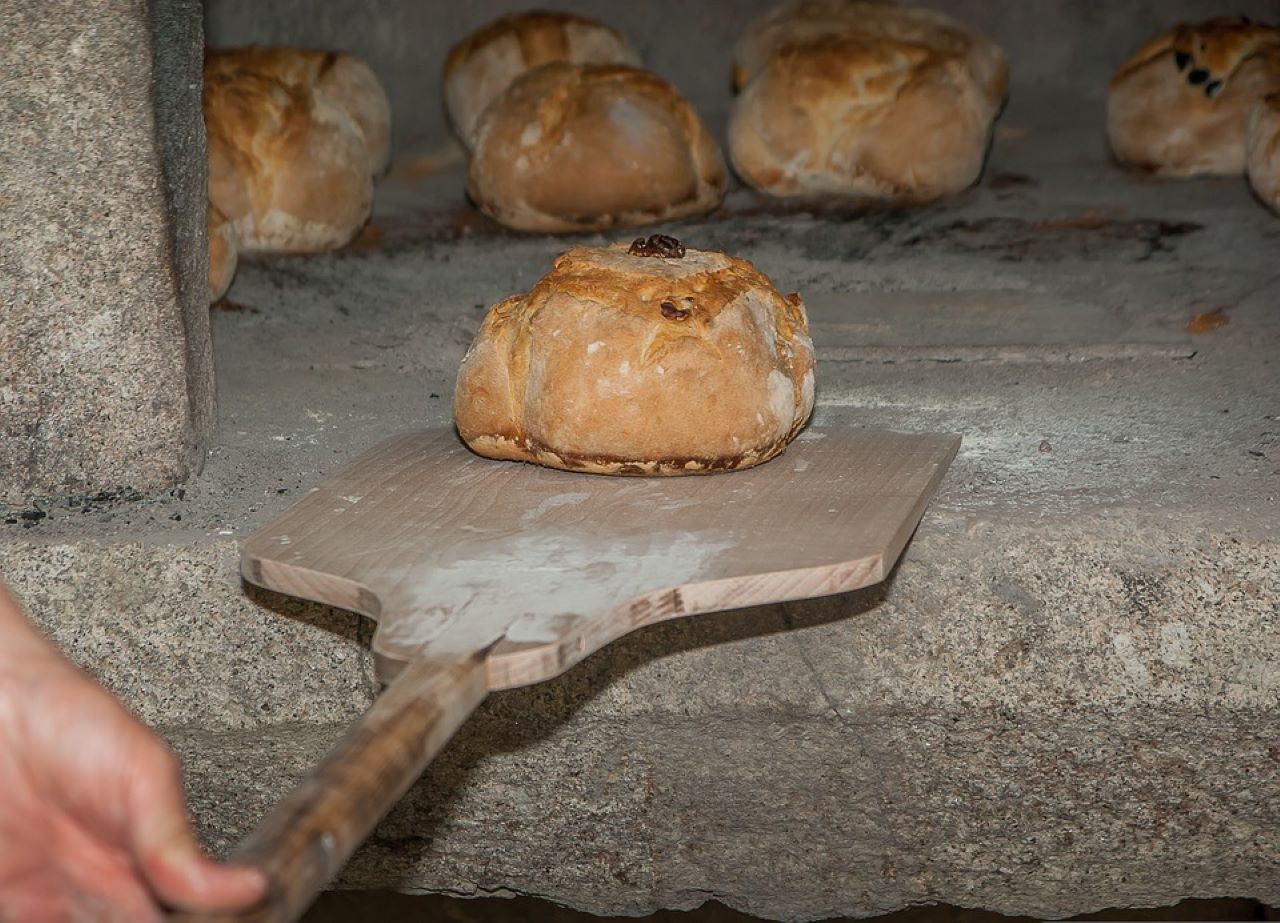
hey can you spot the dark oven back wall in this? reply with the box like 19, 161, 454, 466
203, 0, 1280, 158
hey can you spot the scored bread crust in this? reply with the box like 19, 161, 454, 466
1247, 93, 1280, 213
1107, 17, 1280, 177
454, 243, 816, 476
206, 47, 392, 176
444, 10, 641, 150
732, 0, 1006, 101
727, 1, 1007, 201
467, 63, 727, 232
204, 71, 373, 254
207, 204, 238, 303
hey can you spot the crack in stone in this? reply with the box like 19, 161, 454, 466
782, 605, 860, 735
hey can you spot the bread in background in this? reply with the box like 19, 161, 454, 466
207, 204, 238, 302
467, 63, 727, 232
204, 68, 373, 254
1247, 93, 1280, 212
728, 0, 1007, 202
1108, 17, 1280, 176
444, 10, 641, 150
206, 47, 392, 177
455, 237, 815, 475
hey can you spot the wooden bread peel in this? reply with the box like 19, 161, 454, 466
176, 424, 960, 923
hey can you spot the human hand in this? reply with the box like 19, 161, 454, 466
0, 586, 266, 922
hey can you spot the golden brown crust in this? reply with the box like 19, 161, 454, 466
454, 241, 816, 476
729, 8, 1006, 201
733, 0, 1007, 104
443, 10, 640, 148
1108, 18, 1280, 176
443, 10, 626, 80
204, 70, 373, 254
207, 204, 238, 303
1111, 17, 1280, 87
1109, 30, 1177, 87
206, 47, 392, 175
1247, 93, 1280, 213
466, 63, 727, 232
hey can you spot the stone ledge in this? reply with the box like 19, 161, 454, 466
6, 513, 1278, 919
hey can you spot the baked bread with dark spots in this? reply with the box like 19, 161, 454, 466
454, 238, 815, 475
1108, 17, 1280, 176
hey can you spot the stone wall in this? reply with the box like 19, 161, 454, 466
0, 0, 212, 506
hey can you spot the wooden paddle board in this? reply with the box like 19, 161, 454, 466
180, 424, 959, 923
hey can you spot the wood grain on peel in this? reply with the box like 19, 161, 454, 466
241, 425, 960, 680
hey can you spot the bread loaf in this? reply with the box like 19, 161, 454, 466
467, 63, 727, 232
204, 70, 373, 254
454, 236, 816, 475
1248, 93, 1280, 212
444, 10, 641, 150
207, 204, 238, 303
1108, 17, 1280, 176
206, 47, 392, 176
728, 1, 1007, 201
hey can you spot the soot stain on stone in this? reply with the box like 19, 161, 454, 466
899, 215, 1203, 262
3, 484, 187, 529
211, 297, 260, 314
987, 172, 1037, 190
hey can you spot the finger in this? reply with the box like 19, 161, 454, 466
73, 881, 166, 923
0, 889, 161, 923
145, 848, 268, 915
125, 745, 267, 913
23, 849, 165, 923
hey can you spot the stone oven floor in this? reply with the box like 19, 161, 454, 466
4, 95, 1280, 919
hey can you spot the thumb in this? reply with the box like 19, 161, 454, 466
127, 745, 267, 913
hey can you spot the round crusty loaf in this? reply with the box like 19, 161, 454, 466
1108, 17, 1280, 177
727, 1, 1008, 201
204, 70, 373, 254
444, 10, 641, 150
206, 47, 392, 176
207, 204, 238, 303
467, 63, 727, 233
454, 236, 816, 476
1247, 93, 1280, 213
